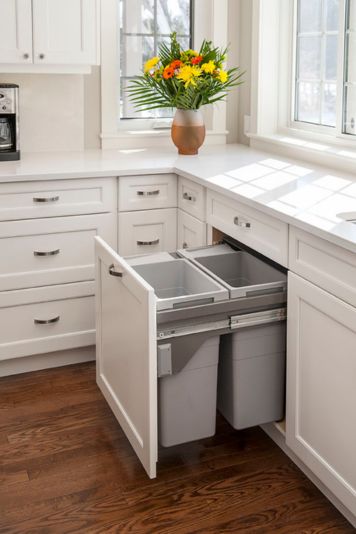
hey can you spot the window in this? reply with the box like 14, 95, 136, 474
344, 0, 356, 135
119, 0, 193, 121
294, 0, 355, 136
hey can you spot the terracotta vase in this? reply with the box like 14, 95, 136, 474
171, 109, 206, 155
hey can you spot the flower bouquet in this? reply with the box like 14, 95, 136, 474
127, 33, 243, 155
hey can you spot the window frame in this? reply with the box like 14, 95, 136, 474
289, 0, 350, 138
249, 0, 356, 149
118, 0, 194, 125
100, 0, 229, 149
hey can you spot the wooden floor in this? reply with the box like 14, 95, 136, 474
0, 362, 353, 534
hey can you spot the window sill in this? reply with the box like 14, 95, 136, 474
248, 132, 356, 175
100, 129, 229, 149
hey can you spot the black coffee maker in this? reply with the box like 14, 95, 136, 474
0, 84, 20, 161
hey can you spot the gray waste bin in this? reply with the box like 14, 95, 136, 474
128, 254, 227, 447
178, 243, 287, 429
217, 323, 286, 429
158, 336, 220, 447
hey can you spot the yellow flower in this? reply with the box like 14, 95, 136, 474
201, 61, 216, 74
176, 65, 202, 88
144, 56, 160, 73
218, 70, 228, 83
186, 49, 199, 56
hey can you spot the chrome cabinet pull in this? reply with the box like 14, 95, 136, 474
137, 239, 160, 246
33, 196, 59, 203
182, 242, 188, 249
137, 190, 160, 196
39, 53, 45, 60
183, 192, 196, 202
234, 216, 251, 228
34, 249, 60, 257
23, 53, 30, 60
34, 316, 60, 325
109, 264, 123, 277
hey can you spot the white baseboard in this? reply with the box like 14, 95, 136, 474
261, 423, 356, 529
0, 346, 95, 377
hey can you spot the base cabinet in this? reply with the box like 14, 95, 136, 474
177, 209, 206, 250
286, 272, 356, 516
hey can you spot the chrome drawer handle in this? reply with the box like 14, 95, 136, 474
34, 249, 60, 257
33, 196, 59, 203
109, 264, 123, 277
137, 190, 160, 196
234, 216, 251, 228
183, 192, 196, 202
34, 316, 60, 325
137, 239, 160, 246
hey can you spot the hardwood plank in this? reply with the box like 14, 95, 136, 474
0, 362, 353, 533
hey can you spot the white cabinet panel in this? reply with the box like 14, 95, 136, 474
0, 281, 95, 361
177, 210, 206, 249
0, 0, 32, 64
32, 0, 97, 65
119, 174, 177, 212
118, 208, 177, 256
207, 190, 289, 266
289, 226, 356, 307
0, 214, 116, 291
178, 177, 206, 221
0, 178, 116, 221
287, 272, 356, 516
95, 237, 157, 478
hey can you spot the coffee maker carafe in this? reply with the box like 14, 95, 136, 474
0, 84, 20, 161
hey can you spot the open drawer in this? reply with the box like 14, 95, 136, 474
95, 237, 287, 479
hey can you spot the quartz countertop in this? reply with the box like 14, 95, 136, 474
1, 143, 356, 253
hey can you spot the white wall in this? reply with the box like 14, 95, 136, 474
0, 70, 101, 152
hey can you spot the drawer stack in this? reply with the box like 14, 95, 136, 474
0, 177, 117, 364
178, 176, 207, 249
118, 174, 178, 256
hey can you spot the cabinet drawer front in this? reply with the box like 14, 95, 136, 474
207, 190, 288, 266
177, 210, 206, 249
289, 227, 356, 307
0, 214, 116, 290
118, 208, 177, 256
178, 177, 205, 221
0, 178, 116, 221
118, 174, 177, 211
0, 282, 95, 360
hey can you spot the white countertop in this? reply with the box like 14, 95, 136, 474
1, 143, 356, 254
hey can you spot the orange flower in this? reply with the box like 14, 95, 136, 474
163, 66, 175, 79
171, 59, 183, 70
191, 55, 203, 65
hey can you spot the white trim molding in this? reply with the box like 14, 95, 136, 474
100, 0, 229, 149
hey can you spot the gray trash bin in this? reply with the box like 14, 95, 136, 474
158, 336, 220, 447
128, 254, 228, 447
178, 243, 287, 429
218, 323, 286, 429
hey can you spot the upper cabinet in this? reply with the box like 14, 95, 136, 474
0, 0, 99, 71
0, 0, 33, 64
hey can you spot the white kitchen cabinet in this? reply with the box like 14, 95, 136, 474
32, 0, 97, 65
0, 0, 33, 64
178, 177, 206, 221
207, 190, 289, 267
286, 272, 356, 516
0, 0, 98, 69
177, 209, 206, 249
118, 208, 177, 257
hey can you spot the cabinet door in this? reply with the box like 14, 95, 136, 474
118, 208, 177, 257
287, 272, 356, 515
95, 237, 157, 479
177, 209, 206, 249
32, 0, 97, 65
0, 0, 32, 64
